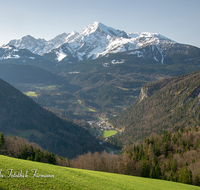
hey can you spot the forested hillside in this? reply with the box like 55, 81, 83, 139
0, 78, 103, 158
67, 127, 200, 186
110, 70, 200, 145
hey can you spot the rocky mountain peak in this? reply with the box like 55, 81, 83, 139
1, 22, 197, 63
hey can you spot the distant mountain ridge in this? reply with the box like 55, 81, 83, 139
1, 21, 196, 64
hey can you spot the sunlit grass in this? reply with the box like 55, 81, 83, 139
88, 108, 96, 112
117, 86, 129, 91
117, 87, 139, 91
101, 130, 117, 138
77, 100, 82, 104
25, 91, 37, 97
0, 155, 199, 190
77, 100, 96, 112
35, 85, 61, 90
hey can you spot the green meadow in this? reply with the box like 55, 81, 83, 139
77, 100, 96, 112
35, 85, 61, 90
117, 86, 129, 91
0, 155, 199, 190
101, 130, 117, 138
25, 91, 37, 97
117, 86, 139, 91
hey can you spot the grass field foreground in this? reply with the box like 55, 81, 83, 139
0, 155, 200, 190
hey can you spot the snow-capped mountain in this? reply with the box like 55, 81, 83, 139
49, 22, 176, 63
0, 45, 36, 60
0, 44, 59, 71
1, 22, 197, 64
7, 32, 78, 55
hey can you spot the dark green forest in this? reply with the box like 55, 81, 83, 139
0, 77, 103, 159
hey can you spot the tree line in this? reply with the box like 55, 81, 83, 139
0, 133, 57, 165
1, 126, 200, 186
68, 126, 200, 186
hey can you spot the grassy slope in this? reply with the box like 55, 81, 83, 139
0, 155, 199, 190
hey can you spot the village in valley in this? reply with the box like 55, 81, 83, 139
87, 118, 117, 142
87, 118, 112, 131
87, 118, 121, 155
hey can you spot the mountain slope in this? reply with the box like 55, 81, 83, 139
110, 70, 200, 145
2, 21, 196, 64
0, 63, 80, 93
0, 78, 102, 158
0, 45, 59, 71
0, 63, 66, 84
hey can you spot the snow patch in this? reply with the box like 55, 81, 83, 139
2, 45, 13, 50
128, 51, 144, 58
77, 52, 85, 61
69, 71, 80, 74
5, 54, 20, 59
111, 59, 125, 64
28, 57, 35, 60
154, 56, 158, 62
103, 63, 109, 67
56, 48, 67, 61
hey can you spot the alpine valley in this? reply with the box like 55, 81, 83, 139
0, 21, 200, 146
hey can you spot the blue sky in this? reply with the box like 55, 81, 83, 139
1, 0, 200, 47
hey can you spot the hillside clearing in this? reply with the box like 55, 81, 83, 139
25, 91, 37, 97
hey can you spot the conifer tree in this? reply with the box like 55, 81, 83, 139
168, 170, 173, 181
141, 160, 150, 177
21, 144, 29, 159
0, 132, 5, 149
171, 159, 177, 173
178, 167, 193, 184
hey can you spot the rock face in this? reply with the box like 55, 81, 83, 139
139, 86, 148, 102
183, 84, 200, 104
139, 78, 172, 102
